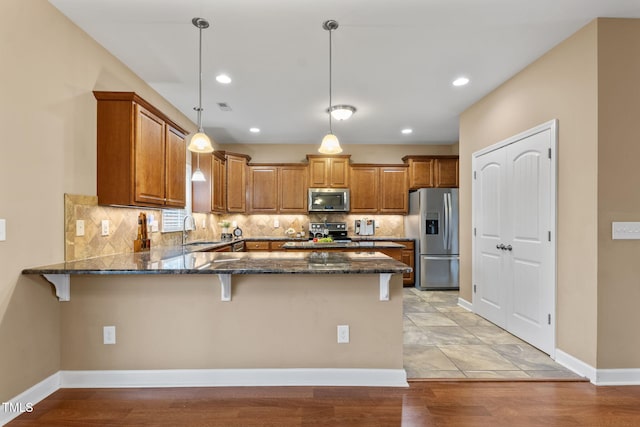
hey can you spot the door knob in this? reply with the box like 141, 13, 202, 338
496, 244, 505, 250
505, 245, 512, 251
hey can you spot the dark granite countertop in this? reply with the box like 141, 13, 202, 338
22, 247, 411, 276
282, 241, 406, 249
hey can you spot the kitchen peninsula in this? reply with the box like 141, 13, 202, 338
23, 246, 410, 387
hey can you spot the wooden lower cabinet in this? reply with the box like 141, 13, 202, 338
400, 240, 415, 287
244, 241, 269, 251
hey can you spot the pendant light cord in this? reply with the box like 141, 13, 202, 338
196, 24, 204, 132
328, 27, 333, 134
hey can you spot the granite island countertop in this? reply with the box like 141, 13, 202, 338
22, 247, 411, 276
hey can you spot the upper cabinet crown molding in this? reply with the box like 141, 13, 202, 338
94, 91, 187, 208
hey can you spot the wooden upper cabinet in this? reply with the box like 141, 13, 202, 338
402, 155, 459, 189
279, 165, 308, 213
165, 126, 186, 207
226, 152, 250, 213
379, 166, 408, 213
248, 164, 308, 214
350, 166, 380, 213
349, 164, 408, 214
434, 158, 459, 188
248, 166, 279, 213
191, 153, 213, 213
191, 151, 226, 214
211, 152, 227, 213
306, 155, 350, 188
94, 91, 187, 208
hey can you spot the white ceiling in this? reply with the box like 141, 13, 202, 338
50, 0, 640, 146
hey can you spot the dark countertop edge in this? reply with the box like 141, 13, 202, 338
281, 242, 407, 249
23, 267, 411, 275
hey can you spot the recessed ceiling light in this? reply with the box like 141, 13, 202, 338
249, 127, 260, 133
216, 74, 232, 84
401, 128, 413, 135
452, 77, 470, 87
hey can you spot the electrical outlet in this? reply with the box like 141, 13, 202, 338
0, 219, 5, 241
101, 219, 109, 236
612, 222, 640, 239
76, 220, 85, 236
274, 219, 279, 228
103, 326, 116, 344
337, 325, 349, 344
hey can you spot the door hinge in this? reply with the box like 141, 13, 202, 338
473, 171, 477, 180
473, 227, 476, 236
548, 148, 552, 159
473, 284, 477, 294
548, 231, 551, 241
548, 314, 551, 325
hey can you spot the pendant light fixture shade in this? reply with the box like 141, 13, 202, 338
188, 17, 214, 154
319, 133, 342, 154
191, 167, 206, 182
319, 19, 343, 155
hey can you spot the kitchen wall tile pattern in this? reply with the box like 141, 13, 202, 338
65, 194, 405, 261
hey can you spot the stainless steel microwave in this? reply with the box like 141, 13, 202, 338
308, 188, 350, 212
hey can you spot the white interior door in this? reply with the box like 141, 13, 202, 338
505, 129, 554, 354
473, 121, 556, 356
473, 148, 508, 327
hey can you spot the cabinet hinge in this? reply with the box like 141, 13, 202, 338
548, 314, 551, 325
473, 284, 477, 294
548, 148, 552, 159
548, 231, 551, 241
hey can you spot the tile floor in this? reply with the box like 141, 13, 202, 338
403, 288, 584, 380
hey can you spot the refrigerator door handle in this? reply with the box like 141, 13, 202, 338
446, 193, 452, 250
423, 256, 459, 260
442, 193, 448, 248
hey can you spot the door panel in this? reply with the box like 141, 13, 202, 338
474, 149, 507, 326
506, 129, 553, 354
420, 256, 459, 289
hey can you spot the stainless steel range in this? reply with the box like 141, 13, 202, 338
308, 222, 350, 242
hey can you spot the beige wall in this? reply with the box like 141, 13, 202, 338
220, 143, 457, 164
61, 274, 403, 370
459, 21, 600, 365
596, 19, 640, 368
0, 0, 197, 400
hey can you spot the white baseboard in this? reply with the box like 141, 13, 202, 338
458, 297, 473, 312
60, 368, 408, 388
594, 369, 640, 386
554, 349, 597, 383
0, 372, 60, 426
554, 349, 640, 385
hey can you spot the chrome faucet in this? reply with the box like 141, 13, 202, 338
183, 215, 195, 245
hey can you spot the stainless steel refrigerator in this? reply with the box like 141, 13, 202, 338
405, 188, 459, 290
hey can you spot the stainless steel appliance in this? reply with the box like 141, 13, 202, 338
404, 188, 459, 290
309, 222, 350, 242
308, 188, 350, 212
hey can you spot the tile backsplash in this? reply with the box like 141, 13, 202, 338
65, 194, 405, 261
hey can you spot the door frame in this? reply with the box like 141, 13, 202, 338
471, 119, 558, 357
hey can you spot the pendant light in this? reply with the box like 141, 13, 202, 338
191, 153, 206, 182
187, 17, 214, 154
318, 20, 343, 154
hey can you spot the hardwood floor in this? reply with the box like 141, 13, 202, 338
8, 382, 640, 426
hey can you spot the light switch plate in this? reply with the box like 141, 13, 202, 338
76, 220, 85, 236
337, 325, 349, 343
0, 219, 5, 241
101, 219, 109, 236
612, 222, 640, 240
